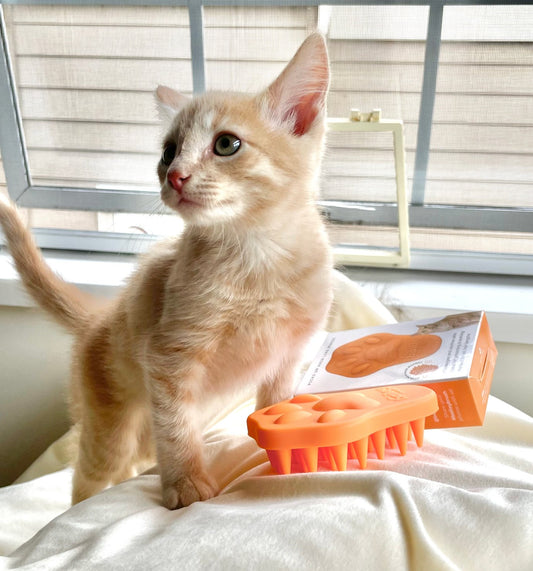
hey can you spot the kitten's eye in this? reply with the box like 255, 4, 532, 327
214, 134, 241, 157
161, 143, 177, 166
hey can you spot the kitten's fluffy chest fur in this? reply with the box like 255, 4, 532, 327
122, 211, 329, 399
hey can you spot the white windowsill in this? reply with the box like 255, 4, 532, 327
0, 250, 136, 305
1, 250, 532, 345
344, 267, 533, 345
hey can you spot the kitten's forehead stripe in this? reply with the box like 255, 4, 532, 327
202, 110, 216, 131
169, 95, 263, 153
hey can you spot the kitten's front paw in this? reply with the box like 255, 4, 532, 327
162, 473, 218, 510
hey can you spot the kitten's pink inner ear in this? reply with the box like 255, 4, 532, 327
282, 71, 329, 136
265, 34, 329, 136
156, 85, 189, 111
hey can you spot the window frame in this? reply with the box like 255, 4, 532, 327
0, 0, 532, 275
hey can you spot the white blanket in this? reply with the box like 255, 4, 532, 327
1, 274, 532, 569
1, 395, 532, 570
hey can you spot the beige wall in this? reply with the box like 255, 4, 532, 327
492, 341, 533, 417
0, 306, 71, 486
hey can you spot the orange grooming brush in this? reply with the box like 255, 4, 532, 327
247, 385, 438, 475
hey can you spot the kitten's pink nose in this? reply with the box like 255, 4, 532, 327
167, 170, 190, 194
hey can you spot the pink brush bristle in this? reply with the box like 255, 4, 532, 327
294, 447, 318, 472
392, 422, 410, 456
266, 449, 292, 475
264, 418, 428, 475
353, 437, 369, 469
410, 417, 426, 447
247, 386, 438, 475
370, 430, 386, 460
386, 427, 397, 450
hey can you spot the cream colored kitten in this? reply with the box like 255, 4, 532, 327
0, 34, 332, 509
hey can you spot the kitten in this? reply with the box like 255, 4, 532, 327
0, 34, 333, 509
415, 311, 481, 335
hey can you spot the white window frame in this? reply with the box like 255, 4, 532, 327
0, 0, 532, 276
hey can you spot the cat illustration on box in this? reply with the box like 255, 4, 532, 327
326, 332, 442, 378
414, 311, 481, 335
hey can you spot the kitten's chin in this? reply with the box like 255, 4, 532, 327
161, 193, 239, 226
184, 204, 240, 227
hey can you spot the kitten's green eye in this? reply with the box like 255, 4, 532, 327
214, 134, 241, 157
161, 143, 177, 166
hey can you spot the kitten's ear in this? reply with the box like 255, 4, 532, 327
155, 85, 189, 123
260, 33, 329, 136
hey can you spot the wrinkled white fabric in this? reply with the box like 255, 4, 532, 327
327, 271, 397, 331
2, 274, 532, 569
1, 396, 532, 570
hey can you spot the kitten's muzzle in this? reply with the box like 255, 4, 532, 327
167, 170, 191, 195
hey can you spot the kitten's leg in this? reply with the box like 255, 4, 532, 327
71, 325, 149, 503
148, 362, 217, 510
133, 414, 156, 473
72, 404, 145, 504
255, 358, 301, 411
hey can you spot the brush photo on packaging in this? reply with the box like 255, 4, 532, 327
296, 311, 497, 429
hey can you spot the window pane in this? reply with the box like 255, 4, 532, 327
323, 6, 429, 259
203, 6, 314, 92
329, 224, 533, 258
326, 5, 429, 208
322, 130, 400, 204
1, 4, 531, 268
28, 209, 181, 238
426, 5, 533, 208
5, 5, 192, 193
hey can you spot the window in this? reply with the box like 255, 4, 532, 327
323, 3, 533, 273
1, 1, 532, 274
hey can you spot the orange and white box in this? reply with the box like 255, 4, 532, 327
296, 311, 497, 429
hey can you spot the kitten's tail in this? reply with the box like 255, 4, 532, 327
0, 196, 93, 332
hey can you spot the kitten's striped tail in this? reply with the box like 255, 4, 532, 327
0, 195, 92, 332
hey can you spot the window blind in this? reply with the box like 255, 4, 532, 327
0, 1, 531, 273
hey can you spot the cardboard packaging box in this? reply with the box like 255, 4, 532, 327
296, 311, 497, 429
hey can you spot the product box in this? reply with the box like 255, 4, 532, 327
296, 311, 497, 429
